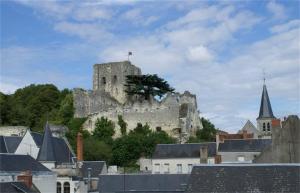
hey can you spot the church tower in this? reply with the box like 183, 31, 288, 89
256, 83, 276, 138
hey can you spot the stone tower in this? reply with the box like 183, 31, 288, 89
93, 61, 141, 104
256, 83, 276, 138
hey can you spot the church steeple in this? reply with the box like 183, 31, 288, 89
256, 81, 276, 138
257, 84, 275, 119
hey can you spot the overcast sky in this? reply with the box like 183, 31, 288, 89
1, 0, 299, 132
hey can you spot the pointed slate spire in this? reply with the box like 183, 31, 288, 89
37, 122, 56, 162
257, 84, 275, 119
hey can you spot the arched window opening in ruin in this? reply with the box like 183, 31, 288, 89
102, 77, 106, 85
267, 122, 270, 131
63, 182, 70, 193
57, 182, 61, 193
113, 75, 117, 83
156, 127, 162, 132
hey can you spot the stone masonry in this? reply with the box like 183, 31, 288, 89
74, 61, 202, 140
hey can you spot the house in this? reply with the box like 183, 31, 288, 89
217, 139, 271, 163
185, 164, 300, 193
151, 143, 217, 174
98, 174, 189, 193
0, 154, 56, 193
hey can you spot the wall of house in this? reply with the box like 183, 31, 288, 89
151, 158, 215, 174
218, 152, 261, 163
0, 126, 27, 136
57, 176, 87, 193
15, 130, 40, 159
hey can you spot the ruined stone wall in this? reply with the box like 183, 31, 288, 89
254, 115, 300, 163
82, 92, 202, 139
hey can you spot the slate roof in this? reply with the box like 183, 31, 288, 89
152, 143, 216, 159
36, 122, 74, 163
258, 84, 275, 119
4, 136, 22, 153
37, 122, 55, 162
80, 161, 105, 178
0, 182, 40, 193
185, 164, 300, 193
218, 139, 271, 152
98, 174, 189, 193
0, 154, 51, 172
0, 136, 8, 153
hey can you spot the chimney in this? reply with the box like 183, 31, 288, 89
214, 155, 222, 164
77, 132, 83, 161
200, 146, 208, 164
272, 119, 281, 128
17, 171, 32, 188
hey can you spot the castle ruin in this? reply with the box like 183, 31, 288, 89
74, 61, 202, 140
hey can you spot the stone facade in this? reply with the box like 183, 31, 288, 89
74, 61, 202, 139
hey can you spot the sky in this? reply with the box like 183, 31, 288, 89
0, 0, 299, 132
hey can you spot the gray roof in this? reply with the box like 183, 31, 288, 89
152, 143, 216, 159
4, 136, 22, 153
34, 124, 74, 163
0, 154, 51, 172
0, 136, 21, 153
185, 164, 300, 193
218, 139, 271, 152
258, 84, 275, 119
37, 122, 56, 162
80, 161, 105, 178
99, 174, 189, 193
0, 182, 39, 193
238, 120, 258, 134
0, 136, 8, 153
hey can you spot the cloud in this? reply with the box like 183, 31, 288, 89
270, 19, 300, 33
54, 22, 113, 42
187, 45, 214, 63
267, 1, 286, 20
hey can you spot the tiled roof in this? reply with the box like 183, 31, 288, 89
218, 139, 271, 152
0, 136, 8, 153
258, 84, 275, 119
0, 154, 51, 172
152, 143, 216, 159
98, 174, 189, 193
80, 161, 105, 178
185, 164, 300, 193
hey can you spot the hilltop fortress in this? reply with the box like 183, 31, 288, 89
74, 61, 202, 140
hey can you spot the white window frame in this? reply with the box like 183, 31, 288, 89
154, 163, 160, 174
177, 164, 182, 174
188, 164, 193, 173
237, 155, 245, 162
164, 163, 170, 174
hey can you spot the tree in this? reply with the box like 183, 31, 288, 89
84, 136, 112, 162
117, 115, 127, 136
187, 118, 217, 143
125, 74, 174, 100
93, 117, 115, 143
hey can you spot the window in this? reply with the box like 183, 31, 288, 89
177, 164, 182, 174
102, 77, 106, 84
113, 75, 117, 83
188, 164, 193, 173
164, 163, 170, 174
154, 164, 160, 174
63, 182, 70, 193
263, 123, 266, 131
237, 156, 245, 162
57, 182, 61, 193
267, 122, 270, 131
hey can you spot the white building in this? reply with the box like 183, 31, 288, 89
151, 143, 217, 174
